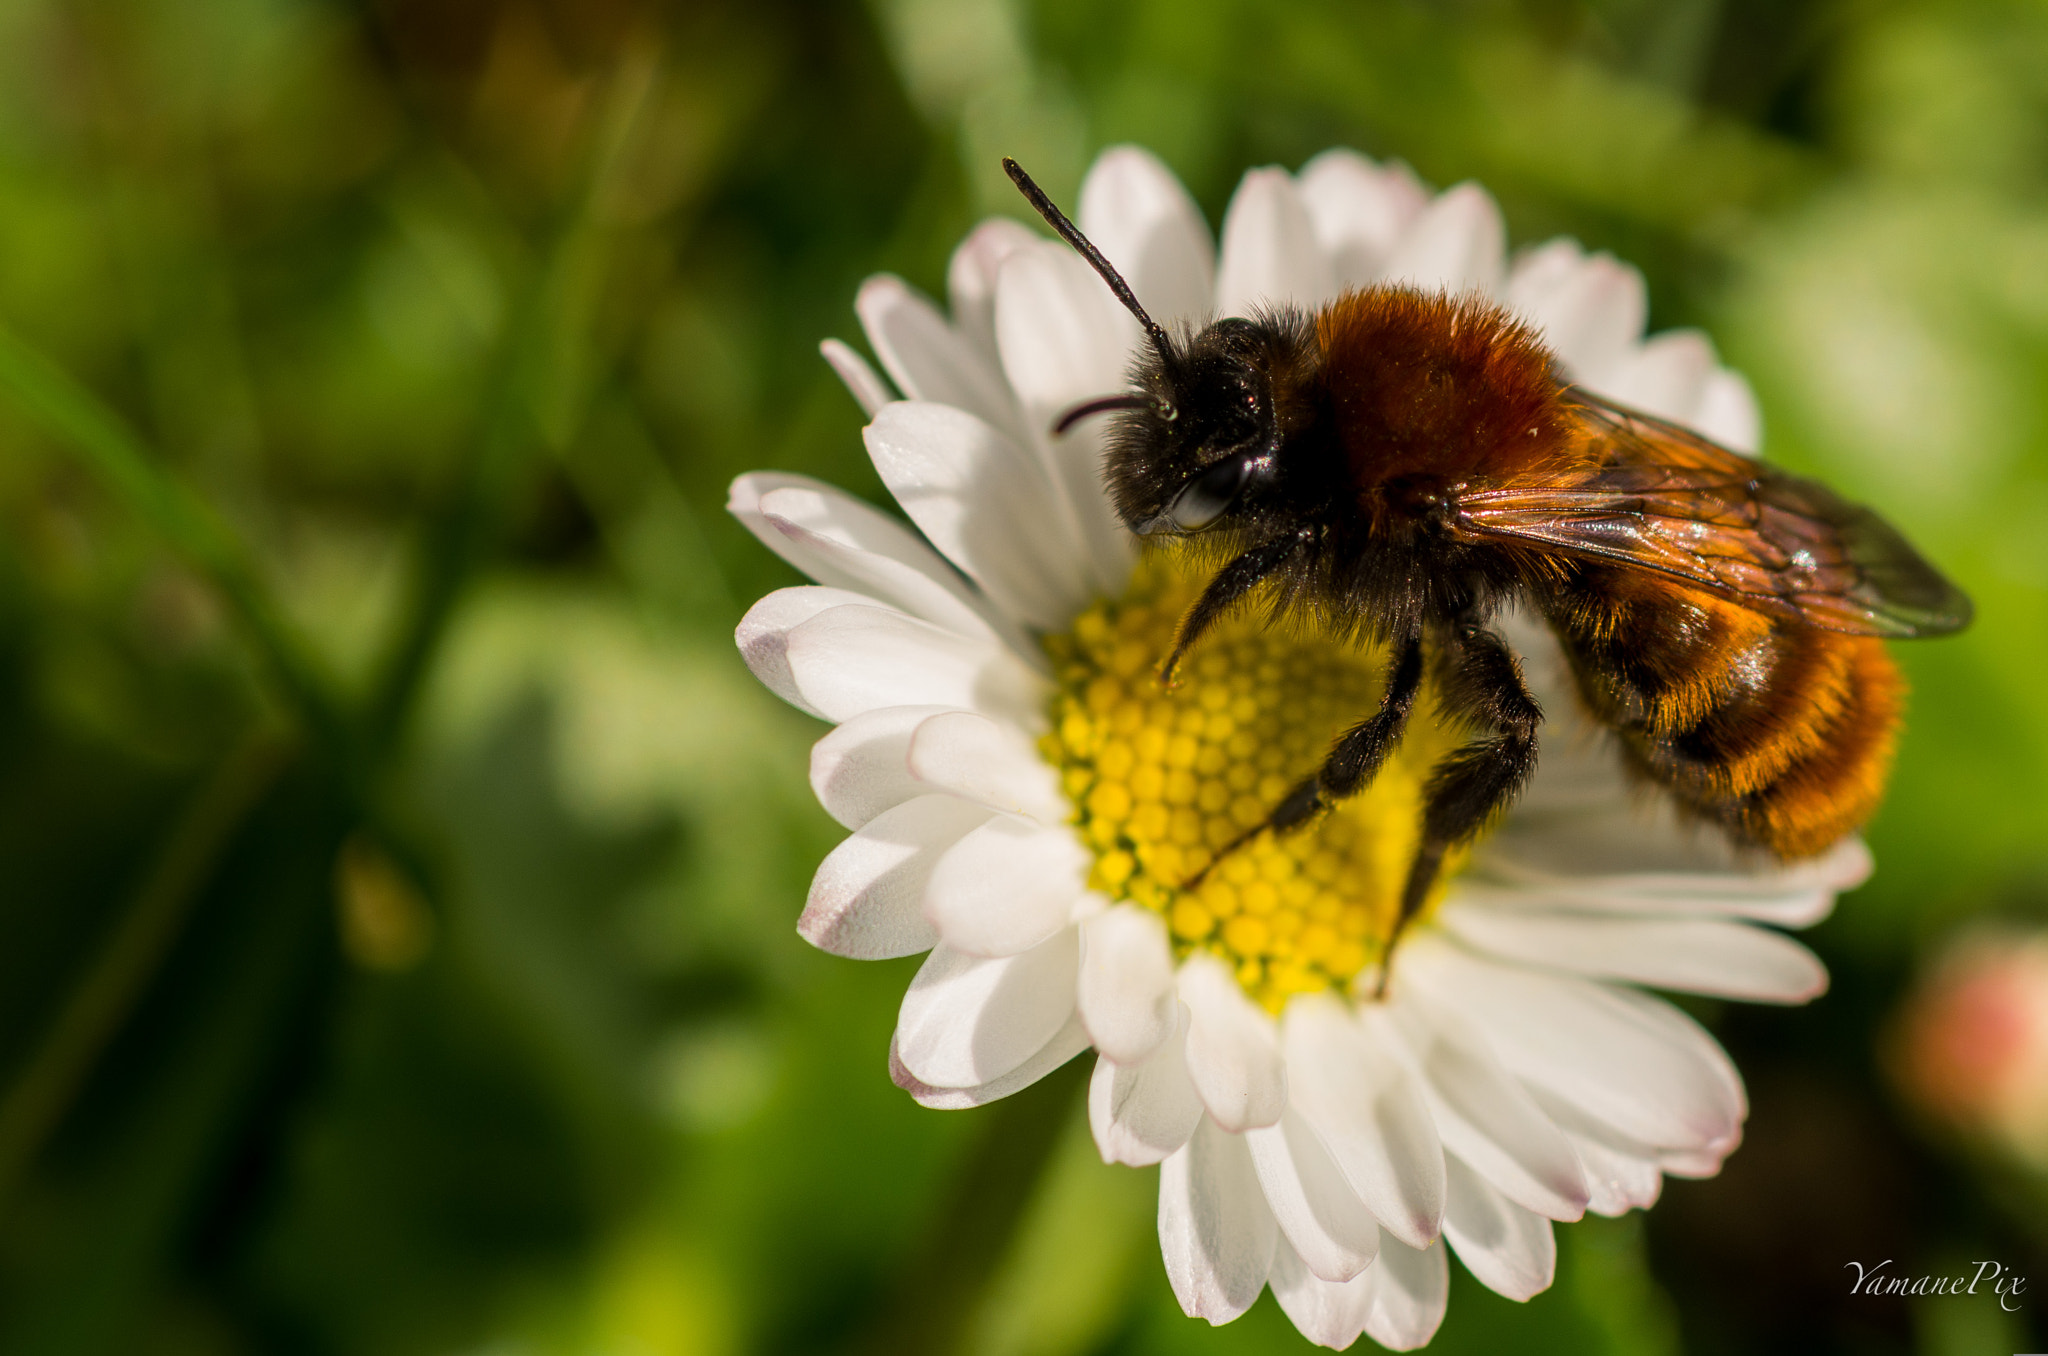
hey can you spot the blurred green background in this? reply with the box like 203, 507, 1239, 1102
0, 0, 2043, 1352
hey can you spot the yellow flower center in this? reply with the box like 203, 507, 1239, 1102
1039, 556, 1466, 1012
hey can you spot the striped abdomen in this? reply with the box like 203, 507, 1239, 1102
1549, 570, 1903, 858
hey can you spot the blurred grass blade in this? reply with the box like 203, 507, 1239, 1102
0, 731, 293, 1207
0, 323, 348, 753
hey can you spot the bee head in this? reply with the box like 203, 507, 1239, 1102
1002, 158, 1302, 543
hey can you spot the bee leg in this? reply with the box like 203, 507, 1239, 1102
1376, 621, 1542, 996
1160, 529, 1312, 685
1184, 632, 1423, 888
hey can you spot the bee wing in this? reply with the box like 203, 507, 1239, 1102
1454, 393, 1972, 637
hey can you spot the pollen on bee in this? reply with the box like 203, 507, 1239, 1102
1038, 557, 1468, 1012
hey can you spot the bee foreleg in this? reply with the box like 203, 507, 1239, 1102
1183, 632, 1423, 888
1378, 622, 1542, 994
1160, 529, 1312, 685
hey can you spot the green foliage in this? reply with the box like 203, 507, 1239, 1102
0, 1, 2042, 1353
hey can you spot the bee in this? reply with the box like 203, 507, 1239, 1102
1002, 158, 1971, 967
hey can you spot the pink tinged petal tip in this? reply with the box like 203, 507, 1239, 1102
1283, 995, 1446, 1250
1441, 1154, 1557, 1301
1078, 904, 1180, 1064
1158, 1116, 1280, 1324
891, 1010, 1090, 1109
1246, 1109, 1382, 1283
1362, 1236, 1450, 1352
895, 931, 1081, 1089
818, 338, 895, 416
948, 217, 1041, 365
1177, 953, 1288, 1131
1089, 1004, 1205, 1166
1268, 1241, 1375, 1350
734, 586, 876, 719
800, 793, 988, 959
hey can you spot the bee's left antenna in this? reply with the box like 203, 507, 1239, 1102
1003, 157, 1175, 363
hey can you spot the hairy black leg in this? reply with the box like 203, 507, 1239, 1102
1184, 633, 1424, 888
1160, 529, 1311, 685
1376, 619, 1542, 996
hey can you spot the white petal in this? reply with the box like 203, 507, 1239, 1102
1089, 1004, 1206, 1166
800, 793, 988, 958
1544, 1098, 1665, 1217
1404, 939, 1745, 1153
1502, 240, 1646, 384
1178, 953, 1288, 1131
1361, 1237, 1449, 1352
1078, 905, 1179, 1064
819, 338, 895, 416
994, 244, 1138, 595
734, 585, 877, 718
947, 217, 1041, 365
895, 931, 1080, 1088
1435, 904, 1829, 1003
1693, 368, 1762, 453
865, 401, 1093, 630
1269, 1241, 1374, 1350
1079, 144, 1215, 331
1158, 1116, 1280, 1323
1658, 1139, 1737, 1177
730, 474, 1011, 646
922, 812, 1090, 957
1379, 183, 1505, 297
1298, 149, 1428, 290
1592, 328, 1715, 424
809, 704, 956, 830
905, 709, 1069, 823
856, 274, 1019, 434
1247, 1109, 1382, 1283
1441, 1153, 1556, 1301
1214, 167, 1336, 318
1283, 994, 1445, 1250
1385, 972, 1588, 1222
782, 601, 1046, 726
893, 1010, 1089, 1109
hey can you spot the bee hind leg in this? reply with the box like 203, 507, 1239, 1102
1375, 620, 1541, 996
1184, 632, 1423, 889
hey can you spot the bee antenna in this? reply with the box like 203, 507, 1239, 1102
1003, 157, 1175, 364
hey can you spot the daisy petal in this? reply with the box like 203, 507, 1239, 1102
856, 274, 1018, 434
1362, 1237, 1449, 1352
905, 709, 1069, 823
1387, 967, 1589, 1222
994, 243, 1139, 595
819, 338, 895, 416
865, 401, 1093, 630
1542, 1097, 1665, 1216
809, 704, 956, 830
1593, 328, 1714, 424
1408, 941, 1745, 1153
735, 586, 878, 719
922, 813, 1090, 957
1089, 1004, 1206, 1166
948, 217, 1041, 365
1379, 183, 1505, 296
782, 601, 1045, 726
1178, 953, 1288, 1131
1215, 167, 1336, 318
1502, 241, 1646, 384
895, 931, 1081, 1088
800, 793, 988, 958
1436, 904, 1829, 1003
731, 473, 1008, 645
1298, 149, 1428, 290
892, 1010, 1090, 1109
1079, 144, 1215, 330
1247, 1109, 1382, 1283
1284, 994, 1445, 1250
1694, 368, 1762, 453
1159, 1115, 1280, 1323
1078, 905, 1179, 1064
1441, 1153, 1556, 1301
1269, 1241, 1374, 1351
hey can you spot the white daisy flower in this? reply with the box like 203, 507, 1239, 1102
731, 146, 1866, 1350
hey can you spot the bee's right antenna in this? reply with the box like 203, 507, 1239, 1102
1002, 157, 1175, 365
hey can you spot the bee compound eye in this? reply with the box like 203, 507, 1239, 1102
1168, 456, 1251, 532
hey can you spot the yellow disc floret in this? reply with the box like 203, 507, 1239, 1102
1039, 556, 1465, 1012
